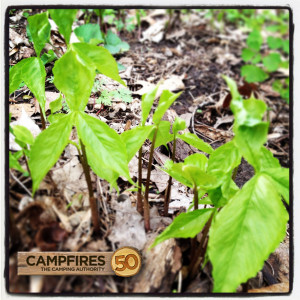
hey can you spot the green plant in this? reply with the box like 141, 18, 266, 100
10, 9, 134, 235
151, 76, 289, 293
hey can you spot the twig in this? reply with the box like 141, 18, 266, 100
9, 170, 31, 196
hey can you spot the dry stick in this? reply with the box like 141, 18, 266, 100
137, 147, 144, 215
144, 127, 159, 232
163, 137, 176, 216
78, 139, 101, 236
39, 104, 46, 130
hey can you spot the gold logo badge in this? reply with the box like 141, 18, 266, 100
111, 247, 142, 277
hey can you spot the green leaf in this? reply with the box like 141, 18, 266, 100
207, 141, 241, 186
41, 50, 57, 65
74, 23, 104, 45
121, 125, 155, 161
267, 36, 283, 50
75, 112, 131, 181
246, 29, 263, 51
257, 146, 281, 171
71, 43, 125, 85
184, 153, 208, 171
241, 65, 268, 83
104, 30, 130, 54
151, 208, 215, 248
27, 12, 51, 57
53, 49, 95, 111
232, 96, 267, 128
178, 132, 213, 154
262, 167, 289, 205
85, 149, 119, 191
9, 152, 27, 174
12, 125, 35, 145
48, 113, 65, 124
282, 39, 289, 54
149, 121, 173, 148
152, 90, 182, 125
234, 123, 269, 170
172, 117, 187, 136
222, 75, 241, 101
9, 57, 46, 116
251, 53, 262, 64
208, 174, 289, 292
141, 85, 159, 126
262, 53, 281, 72
49, 9, 77, 45
29, 114, 73, 194
50, 94, 63, 113
163, 160, 193, 188
183, 165, 215, 188
241, 48, 255, 62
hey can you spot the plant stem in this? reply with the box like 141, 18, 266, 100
137, 147, 143, 215
190, 185, 199, 260
79, 139, 101, 236
40, 105, 46, 130
144, 126, 158, 232
193, 185, 199, 210
189, 214, 213, 279
164, 137, 177, 216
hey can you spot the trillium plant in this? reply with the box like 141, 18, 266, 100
151, 76, 289, 292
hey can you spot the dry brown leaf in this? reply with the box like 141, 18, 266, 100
248, 282, 289, 293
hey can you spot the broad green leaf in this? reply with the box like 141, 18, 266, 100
178, 132, 213, 154
163, 160, 193, 188
9, 152, 27, 174
75, 112, 131, 181
173, 117, 187, 136
282, 39, 289, 54
29, 114, 73, 194
208, 174, 289, 292
267, 36, 283, 50
49, 9, 77, 45
241, 48, 255, 62
27, 12, 51, 57
152, 90, 182, 125
262, 167, 289, 204
151, 208, 215, 248
232, 96, 267, 128
50, 94, 63, 113
53, 49, 95, 111
257, 146, 280, 171
148, 121, 173, 148
222, 75, 241, 101
241, 65, 268, 83
71, 43, 125, 85
48, 113, 65, 124
85, 148, 119, 192
184, 153, 208, 171
41, 50, 57, 65
208, 141, 241, 175
9, 57, 46, 116
183, 165, 215, 188
74, 23, 104, 45
234, 123, 269, 170
251, 53, 262, 64
141, 85, 159, 126
246, 29, 263, 51
262, 53, 281, 72
121, 125, 155, 161
12, 125, 34, 145
104, 30, 130, 54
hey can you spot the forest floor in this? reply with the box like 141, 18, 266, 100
8, 9, 290, 294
